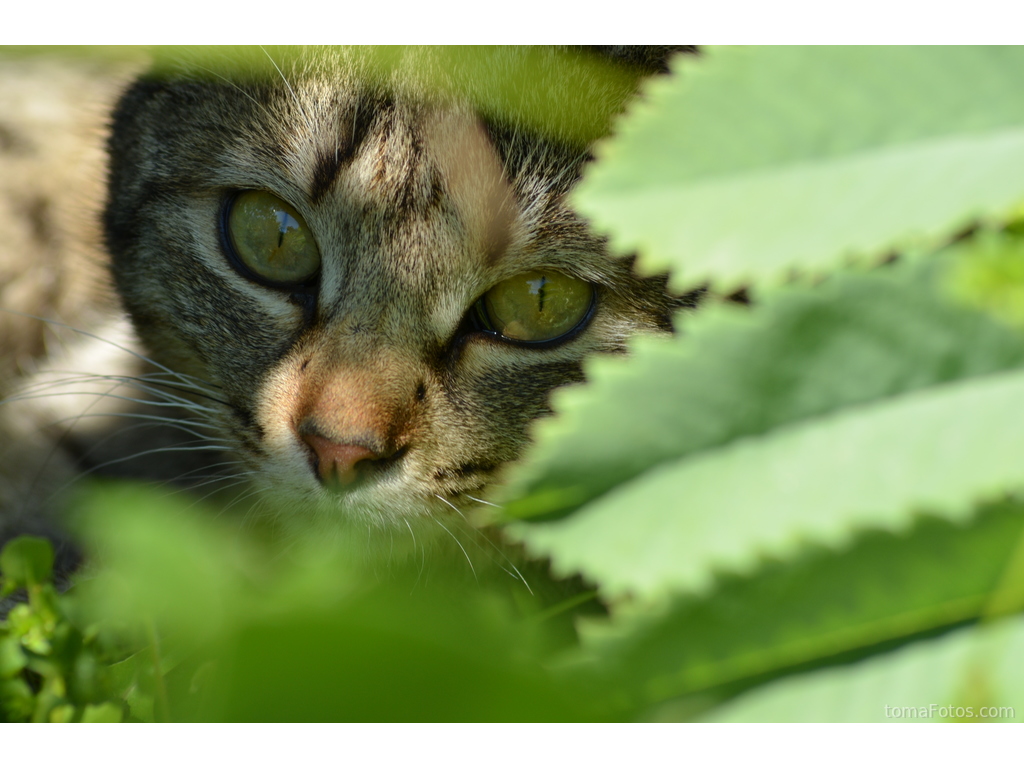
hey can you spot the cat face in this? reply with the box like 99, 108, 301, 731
103, 48, 680, 528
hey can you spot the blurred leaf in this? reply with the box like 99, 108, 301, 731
0, 637, 26, 678
576, 46, 1024, 290
73, 483, 260, 649
143, 46, 647, 147
109, 654, 156, 723
48, 704, 75, 723
571, 500, 1024, 713
70, 483, 601, 722
192, 586, 599, 722
945, 228, 1024, 328
80, 702, 123, 723
704, 613, 1024, 722
0, 537, 54, 589
0, 678, 34, 722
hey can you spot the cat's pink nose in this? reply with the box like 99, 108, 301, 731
301, 432, 380, 486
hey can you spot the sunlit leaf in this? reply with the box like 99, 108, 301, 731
705, 614, 1024, 722
576, 46, 1024, 290
0, 537, 54, 589
516, 361, 1024, 598
504, 260, 1024, 522
569, 500, 1024, 713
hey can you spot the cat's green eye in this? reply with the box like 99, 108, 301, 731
225, 191, 321, 285
477, 270, 595, 344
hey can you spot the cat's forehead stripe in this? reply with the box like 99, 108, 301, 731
304, 89, 391, 204
309, 151, 343, 204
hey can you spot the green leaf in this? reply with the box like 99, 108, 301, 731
73, 483, 256, 648
193, 587, 598, 722
0, 537, 54, 589
704, 614, 1024, 722
72, 483, 600, 722
516, 361, 1024, 599
80, 702, 124, 723
504, 261, 1024, 521
48, 703, 75, 723
576, 47, 1024, 290
0, 678, 34, 722
0, 637, 27, 679
104, 653, 159, 723
945, 227, 1024, 328
571, 500, 1024, 713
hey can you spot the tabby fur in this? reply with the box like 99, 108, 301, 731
1, 46, 693, 573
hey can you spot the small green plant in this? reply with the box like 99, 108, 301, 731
3, 485, 605, 722
0, 537, 127, 722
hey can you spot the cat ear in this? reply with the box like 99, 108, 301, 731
579, 45, 698, 75
110, 79, 167, 126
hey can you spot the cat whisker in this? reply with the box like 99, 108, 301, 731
5, 368, 225, 412
71, 420, 230, 463
3, 388, 219, 416
432, 492, 471, 523
60, 373, 219, 407
464, 494, 502, 509
0, 308, 222, 397
51, 370, 228, 409
402, 518, 428, 590
183, 473, 257, 510
71, 442, 234, 474
8, 380, 225, 493
99, 366, 225, 392
164, 458, 249, 482
432, 517, 477, 582
259, 46, 316, 138
38, 441, 238, 514
193, 64, 265, 113
6, 366, 238, 521
46, 412, 215, 443
433, 493, 530, 593
212, 483, 267, 519
147, 467, 252, 499
235, 493, 274, 535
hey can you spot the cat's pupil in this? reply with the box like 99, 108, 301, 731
274, 210, 298, 247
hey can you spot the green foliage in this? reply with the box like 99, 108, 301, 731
6, 45, 1024, 723
565, 500, 1024, 716
512, 335, 1024, 598
576, 46, 1024, 290
0, 537, 54, 591
503, 259, 1024, 524
945, 224, 1024, 328
4, 485, 604, 722
706, 614, 1024, 722
506, 45, 1024, 720
0, 537, 129, 722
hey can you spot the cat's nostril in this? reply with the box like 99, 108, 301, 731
301, 432, 381, 487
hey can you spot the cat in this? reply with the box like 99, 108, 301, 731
0, 46, 694, 580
